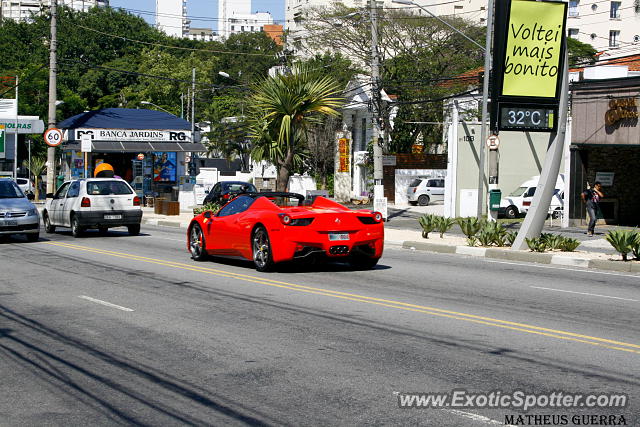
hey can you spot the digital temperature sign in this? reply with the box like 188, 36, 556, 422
498, 105, 556, 132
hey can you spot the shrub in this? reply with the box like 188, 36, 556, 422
457, 217, 482, 238
467, 236, 478, 247
542, 234, 563, 251
525, 237, 548, 252
476, 227, 494, 247
418, 214, 438, 239
435, 217, 456, 238
605, 230, 639, 261
193, 202, 222, 215
559, 237, 580, 252
506, 231, 517, 246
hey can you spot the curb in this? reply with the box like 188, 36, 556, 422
401, 240, 635, 274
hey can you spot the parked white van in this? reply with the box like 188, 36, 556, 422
499, 175, 564, 219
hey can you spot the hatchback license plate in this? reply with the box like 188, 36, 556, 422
104, 214, 122, 220
1, 220, 17, 226
329, 232, 349, 241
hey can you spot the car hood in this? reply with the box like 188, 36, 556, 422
0, 197, 35, 211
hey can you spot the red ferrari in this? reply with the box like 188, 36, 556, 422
187, 192, 384, 271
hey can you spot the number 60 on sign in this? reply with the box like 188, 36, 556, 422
44, 128, 63, 147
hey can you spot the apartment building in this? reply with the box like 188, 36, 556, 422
566, 0, 640, 58
218, 0, 274, 38
156, 0, 189, 38
0, 0, 108, 21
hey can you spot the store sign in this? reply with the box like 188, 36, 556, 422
338, 138, 350, 173
382, 155, 397, 166
0, 118, 45, 134
74, 128, 193, 142
604, 98, 638, 126
595, 171, 615, 187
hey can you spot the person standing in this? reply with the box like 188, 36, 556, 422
581, 181, 604, 237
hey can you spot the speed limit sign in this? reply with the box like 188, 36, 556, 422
44, 128, 63, 147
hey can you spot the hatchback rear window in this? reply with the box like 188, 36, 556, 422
409, 179, 422, 187
87, 180, 133, 195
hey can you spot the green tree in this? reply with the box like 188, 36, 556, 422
567, 37, 598, 66
249, 66, 344, 191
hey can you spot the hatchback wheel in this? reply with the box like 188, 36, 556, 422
418, 195, 430, 206
44, 213, 55, 233
505, 206, 518, 219
189, 223, 208, 261
127, 224, 141, 236
71, 215, 84, 238
252, 226, 274, 272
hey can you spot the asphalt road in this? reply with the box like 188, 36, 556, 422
1, 224, 639, 426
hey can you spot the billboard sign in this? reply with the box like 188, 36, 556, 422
0, 125, 4, 158
491, 0, 568, 132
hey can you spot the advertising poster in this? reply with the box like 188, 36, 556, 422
153, 152, 176, 182
0, 124, 4, 159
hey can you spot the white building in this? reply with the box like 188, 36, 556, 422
566, 0, 640, 59
0, 0, 108, 21
218, 0, 273, 38
285, 0, 487, 55
156, 0, 189, 38
187, 27, 218, 42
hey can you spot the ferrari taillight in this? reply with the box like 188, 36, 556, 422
133, 196, 141, 206
223, 194, 229, 200
279, 214, 292, 225
373, 212, 383, 222
81, 197, 91, 207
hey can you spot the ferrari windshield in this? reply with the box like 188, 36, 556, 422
0, 180, 24, 198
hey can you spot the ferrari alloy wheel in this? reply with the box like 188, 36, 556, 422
252, 226, 274, 272
44, 213, 55, 234
71, 215, 84, 238
189, 223, 208, 261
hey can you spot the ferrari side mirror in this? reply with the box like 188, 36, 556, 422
203, 211, 212, 219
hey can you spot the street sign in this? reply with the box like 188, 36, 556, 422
184, 155, 191, 163
80, 135, 92, 153
374, 197, 388, 221
486, 135, 500, 150
137, 153, 145, 161
44, 127, 63, 147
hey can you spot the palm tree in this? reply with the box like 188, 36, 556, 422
249, 65, 343, 191
22, 156, 47, 200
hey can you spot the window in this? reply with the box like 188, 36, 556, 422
217, 196, 253, 217
609, 30, 620, 47
568, 28, 579, 39
610, 1, 621, 18
569, 0, 579, 17
409, 179, 422, 187
86, 180, 133, 196
0, 180, 23, 198
524, 187, 536, 198
67, 181, 80, 198
54, 182, 70, 199
231, 25, 234, 31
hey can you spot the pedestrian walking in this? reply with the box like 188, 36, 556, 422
581, 181, 604, 237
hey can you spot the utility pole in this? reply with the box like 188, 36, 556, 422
13, 76, 18, 180
190, 67, 197, 176
370, 0, 384, 209
476, 0, 495, 219
46, 0, 57, 196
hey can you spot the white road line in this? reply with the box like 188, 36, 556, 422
484, 259, 640, 278
78, 296, 134, 312
530, 286, 639, 302
446, 409, 514, 426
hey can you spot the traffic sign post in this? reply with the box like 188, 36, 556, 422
80, 135, 91, 178
44, 128, 63, 147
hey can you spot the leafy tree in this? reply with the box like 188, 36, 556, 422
248, 66, 343, 191
22, 155, 47, 200
567, 37, 598, 67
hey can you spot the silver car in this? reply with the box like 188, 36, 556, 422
0, 178, 40, 241
407, 178, 445, 206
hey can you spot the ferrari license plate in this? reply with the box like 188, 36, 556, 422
104, 214, 122, 220
0, 220, 17, 226
329, 232, 349, 241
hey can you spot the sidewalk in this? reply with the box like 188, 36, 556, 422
140, 207, 638, 274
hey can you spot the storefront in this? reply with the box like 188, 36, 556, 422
59, 108, 206, 202
570, 77, 640, 226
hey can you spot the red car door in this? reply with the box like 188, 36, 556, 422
213, 196, 255, 256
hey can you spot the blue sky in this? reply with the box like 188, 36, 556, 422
108, 0, 285, 30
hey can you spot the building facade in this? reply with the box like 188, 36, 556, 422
155, 0, 189, 38
218, 0, 273, 38
0, 0, 108, 21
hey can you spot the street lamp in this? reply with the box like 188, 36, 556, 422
140, 101, 172, 115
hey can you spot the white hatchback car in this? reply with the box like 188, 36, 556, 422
16, 178, 34, 194
407, 177, 445, 206
43, 178, 142, 237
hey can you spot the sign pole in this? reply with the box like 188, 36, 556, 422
512, 49, 569, 250
13, 75, 18, 180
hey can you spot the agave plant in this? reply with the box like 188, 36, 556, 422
559, 237, 580, 252
506, 231, 518, 246
193, 202, 222, 215
545, 234, 564, 251
435, 217, 456, 238
525, 237, 548, 252
456, 217, 482, 238
605, 230, 639, 261
467, 236, 478, 247
476, 227, 494, 247
418, 214, 438, 239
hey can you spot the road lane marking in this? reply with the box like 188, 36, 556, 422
78, 295, 134, 312
43, 241, 640, 354
531, 286, 639, 302
484, 259, 640, 278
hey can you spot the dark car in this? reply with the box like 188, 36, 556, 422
203, 181, 257, 205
